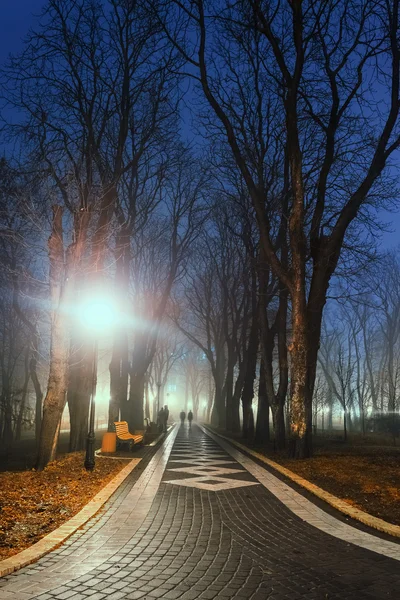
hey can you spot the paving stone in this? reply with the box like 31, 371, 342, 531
1, 425, 400, 600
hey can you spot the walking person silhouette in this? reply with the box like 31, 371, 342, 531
179, 410, 186, 425
187, 410, 193, 428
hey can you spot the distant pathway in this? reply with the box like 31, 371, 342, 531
0, 424, 399, 600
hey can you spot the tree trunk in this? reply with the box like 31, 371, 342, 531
211, 383, 225, 428
36, 348, 67, 467
68, 388, 90, 451
15, 347, 30, 441
68, 341, 91, 451
128, 372, 145, 431
241, 327, 258, 439
206, 370, 213, 423
232, 367, 244, 433
144, 376, 150, 420
1, 383, 13, 448
36, 206, 70, 470
211, 344, 226, 428
109, 224, 131, 430
242, 401, 254, 439
288, 298, 312, 458
210, 390, 218, 426
225, 344, 235, 431
109, 331, 129, 430
37, 203, 90, 469
30, 352, 43, 443
271, 403, 286, 450
255, 358, 269, 444
184, 376, 189, 413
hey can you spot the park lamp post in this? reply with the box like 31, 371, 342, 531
79, 296, 118, 471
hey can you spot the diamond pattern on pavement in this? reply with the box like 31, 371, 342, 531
0, 424, 399, 600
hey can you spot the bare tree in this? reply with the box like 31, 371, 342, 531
159, 0, 400, 457
1, 0, 182, 465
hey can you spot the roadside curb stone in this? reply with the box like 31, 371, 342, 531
0, 458, 141, 578
205, 426, 400, 539
1, 424, 399, 599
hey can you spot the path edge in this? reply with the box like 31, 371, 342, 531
204, 426, 400, 539
0, 457, 141, 578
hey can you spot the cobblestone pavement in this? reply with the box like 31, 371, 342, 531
1, 424, 400, 600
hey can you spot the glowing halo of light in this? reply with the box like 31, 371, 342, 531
79, 297, 118, 333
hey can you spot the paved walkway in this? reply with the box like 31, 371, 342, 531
1, 425, 399, 600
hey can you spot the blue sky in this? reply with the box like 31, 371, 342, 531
0, 1, 45, 62
1, 0, 399, 250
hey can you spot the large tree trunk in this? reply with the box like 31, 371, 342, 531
232, 366, 244, 433
109, 331, 129, 430
109, 225, 130, 430
241, 317, 258, 440
255, 358, 269, 444
193, 394, 199, 421
36, 207, 69, 470
11, 278, 43, 444
68, 342, 92, 451
211, 384, 225, 427
224, 342, 235, 431
37, 205, 89, 470
206, 370, 214, 423
210, 343, 226, 428
1, 382, 13, 448
31, 351, 43, 443
144, 375, 150, 420
15, 347, 30, 442
128, 372, 145, 431
184, 376, 189, 413
288, 294, 312, 458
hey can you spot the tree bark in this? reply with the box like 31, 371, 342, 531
36, 206, 69, 470
288, 294, 312, 458
15, 347, 30, 441
232, 367, 244, 433
67, 342, 92, 451
127, 373, 145, 431
36, 205, 90, 469
255, 358, 269, 444
30, 352, 43, 443
225, 342, 235, 431
109, 331, 129, 430
241, 318, 258, 439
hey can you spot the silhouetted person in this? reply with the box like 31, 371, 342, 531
163, 405, 169, 432
180, 410, 186, 425
158, 407, 165, 433
188, 410, 193, 428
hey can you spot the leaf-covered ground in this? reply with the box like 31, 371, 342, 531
277, 450, 400, 526
0, 452, 126, 560
213, 428, 400, 528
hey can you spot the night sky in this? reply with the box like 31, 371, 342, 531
0, 1, 45, 63
0, 0, 399, 249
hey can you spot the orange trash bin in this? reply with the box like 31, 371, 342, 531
101, 432, 117, 453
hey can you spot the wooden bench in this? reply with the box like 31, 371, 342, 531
114, 421, 144, 450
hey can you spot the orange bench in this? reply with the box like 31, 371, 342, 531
114, 421, 144, 450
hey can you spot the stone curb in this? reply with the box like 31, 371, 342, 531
206, 427, 400, 539
0, 457, 141, 578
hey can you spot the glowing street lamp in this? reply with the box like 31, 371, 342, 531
79, 294, 118, 471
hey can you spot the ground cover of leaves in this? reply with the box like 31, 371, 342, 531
215, 428, 400, 528
277, 450, 400, 526
0, 452, 126, 560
